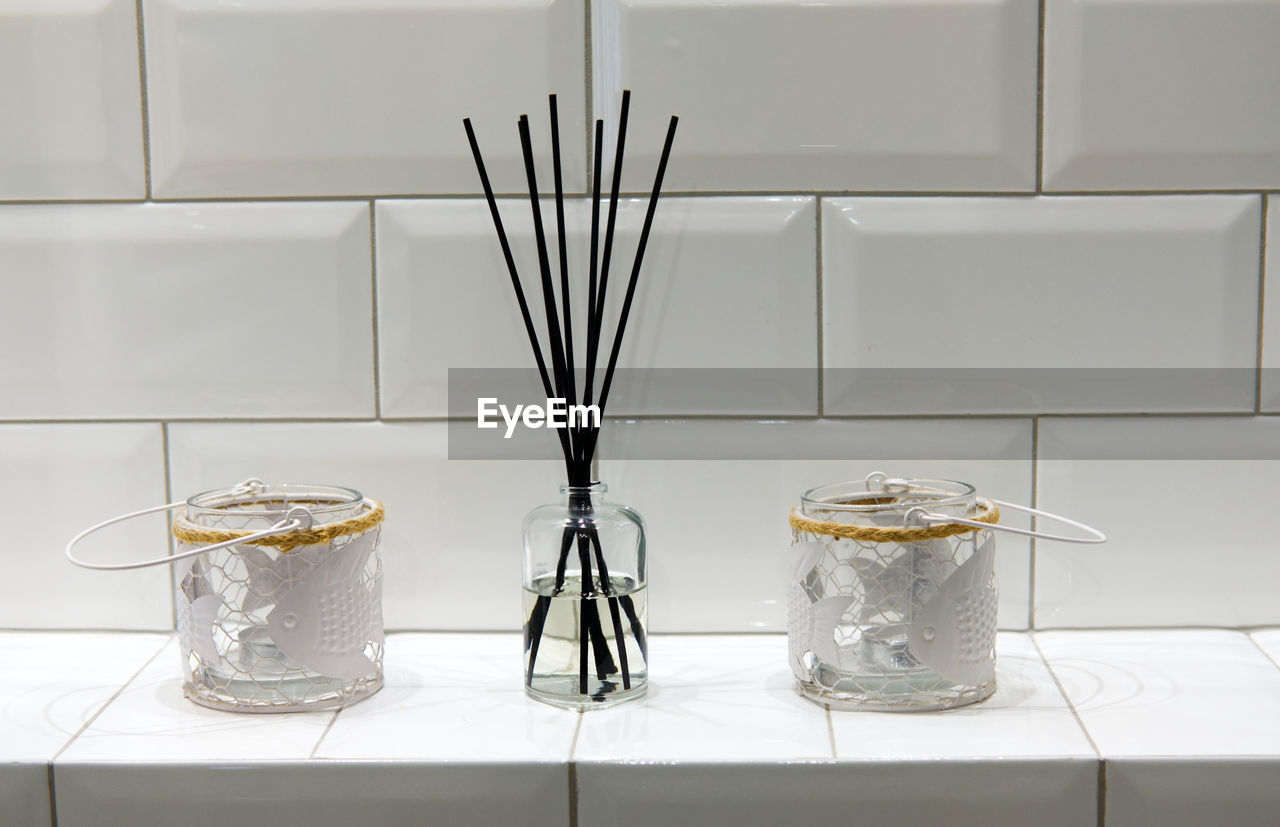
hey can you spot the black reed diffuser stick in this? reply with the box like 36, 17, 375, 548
464, 92, 676, 698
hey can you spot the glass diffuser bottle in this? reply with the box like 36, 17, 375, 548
523, 483, 647, 709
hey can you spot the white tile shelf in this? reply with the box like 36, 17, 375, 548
3, 630, 1278, 826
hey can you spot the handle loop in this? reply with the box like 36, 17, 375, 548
868, 473, 1106, 545
66, 478, 313, 571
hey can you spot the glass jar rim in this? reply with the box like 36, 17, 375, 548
801, 477, 975, 513
186, 483, 364, 517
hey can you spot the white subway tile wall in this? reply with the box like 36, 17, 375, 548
1, 0, 1276, 633
0, 0, 145, 199
143, 0, 586, 198
1043, 0, 1280, 191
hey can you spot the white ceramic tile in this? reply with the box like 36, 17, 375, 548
0, 424, 169, 629
574, 635, 831, 762
0, 632, 170, 760
0, 202, 374, 419
1036, 418, 1280, 627
578, 760, 1097, 827
1036, 630, 1280, 756
166, 422, 562, 631
376, 197, 817, 418
1044, 0, 1280, 191
0, 0, 144, 199
822, 196, 1262, 414
144, 0, 584, 198
54, 762, 570, 827
829, 633, 1094, 759
598, 417, 1034, 631
1262, 200, 1278, 412
57, 639, 332, 761
315, 634, 578, 761
1104, 759, 1280, 827
594, 0, 1036, 192
0, 764, 48, 827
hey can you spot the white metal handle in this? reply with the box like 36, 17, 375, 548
909, 499, 1107, 545
65, 479, 313, 571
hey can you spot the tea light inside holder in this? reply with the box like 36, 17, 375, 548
68, 478, 385, 713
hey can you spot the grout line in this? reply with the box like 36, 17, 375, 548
568, 709, 585, 761
1098, 761, 1107, 827
1028, 416, 1039, 630
3, 189, 1271, 208
1245, 633, 1280, 673
567, 712, 584, 827
51, 634, 174, 762
1031, 634, 1104, 761
1256, 194, 1269, 414
369, 201, 382, 419
309, 709, 344, 759
1035, 0, 1046, 193
135, 0, 152, 199
815, 200, 825, 417
161, 421, 176, 629
567, 759, 580, 827
3, 410, 1277, 428
47, 763, 59, 827
825, 705, 837, 758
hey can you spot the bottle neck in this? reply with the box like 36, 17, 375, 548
561, 482, 607, 512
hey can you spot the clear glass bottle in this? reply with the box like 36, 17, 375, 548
789, 477, 997, 711
522, 482, 647, 710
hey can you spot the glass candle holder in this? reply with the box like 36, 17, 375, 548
522, 482, 647, 710
174, 482, 385, 712
788, 476, 998, 711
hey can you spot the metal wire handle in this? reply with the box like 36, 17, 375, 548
65, 478, 314, 571
867, 472, 1107, 545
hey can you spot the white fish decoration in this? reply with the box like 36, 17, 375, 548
239, 543, 330, 614
267, 530, 381, 680
808, 594, 858, 667
907, 535, 998, 686
176, 557, 222, 665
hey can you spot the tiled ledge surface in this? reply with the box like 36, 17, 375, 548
3, 630, 1279, 827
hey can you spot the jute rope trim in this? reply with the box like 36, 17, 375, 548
173, 499, 384, 552
790, 498, 999, 543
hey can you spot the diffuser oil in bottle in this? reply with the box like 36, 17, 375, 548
523, 573, 648, 710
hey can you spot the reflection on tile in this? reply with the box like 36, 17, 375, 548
0, 0, 144, 198
145, 0, 584, 197
0, 632, 170, 761
0, 424, 170, 629
57, 640, 332, 762
0, 202, 374, 419
1036, 418, 1280, 627
1036, 630, 1280, 757
830, 633, 1094, 759
1044, 0, 1280, 190
377, 197, 817, 417
574, 635, 830, 762
822, 197, 1261, 414
316, 634, 578, 761
595, 0, 1036, 192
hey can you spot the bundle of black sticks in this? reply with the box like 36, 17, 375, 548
463, 92, 678, 696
